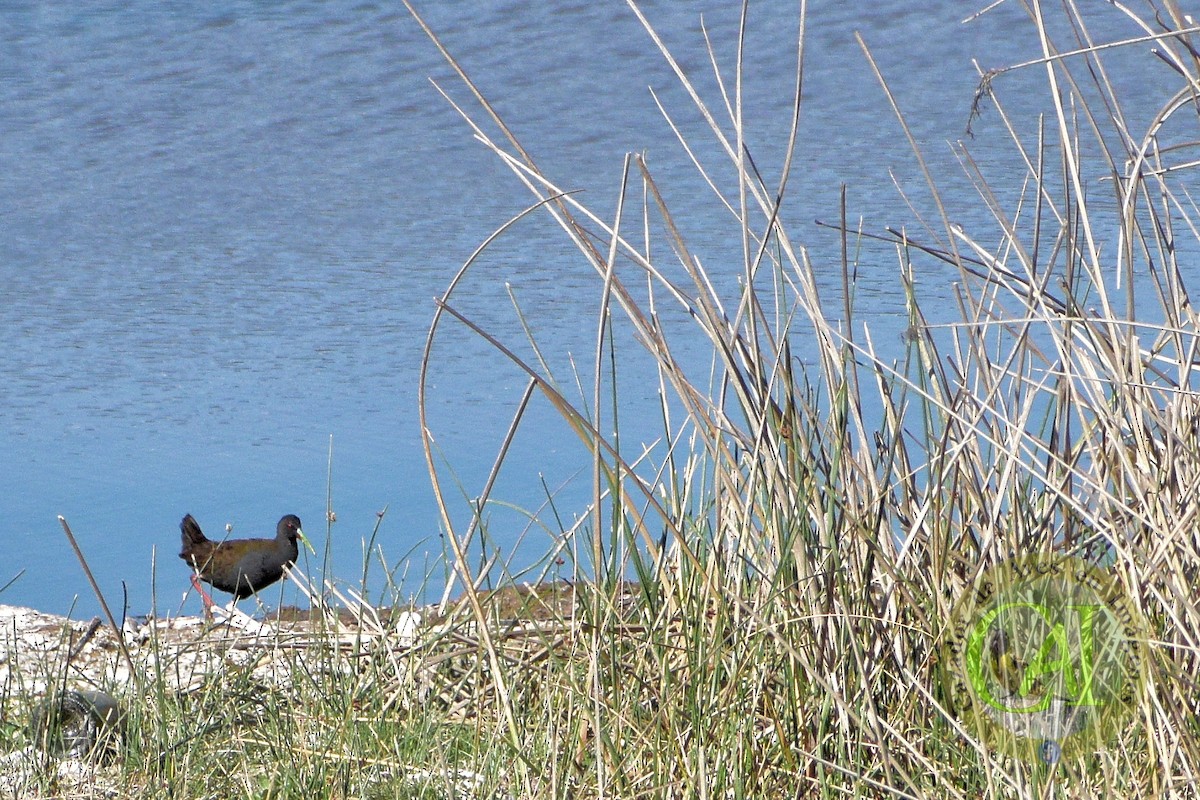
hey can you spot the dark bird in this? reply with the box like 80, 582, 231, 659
179, 514, 312, 606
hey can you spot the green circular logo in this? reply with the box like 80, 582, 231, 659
942, 555, 1146, 762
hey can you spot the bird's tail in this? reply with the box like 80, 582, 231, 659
180, 514, 208, 548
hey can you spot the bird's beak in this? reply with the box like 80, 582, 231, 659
298, 528, 316, 555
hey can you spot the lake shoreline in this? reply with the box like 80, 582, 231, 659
0, 579, 589, 696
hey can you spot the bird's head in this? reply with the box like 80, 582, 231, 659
280, 514, 315, 555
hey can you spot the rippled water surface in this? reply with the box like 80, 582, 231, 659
0, 2, 1173, 615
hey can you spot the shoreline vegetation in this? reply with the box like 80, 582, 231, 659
7, 1, 1200, 797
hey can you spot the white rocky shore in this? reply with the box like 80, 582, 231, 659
0, 601, 424, 797
0, 602, 422, 691
0, 581, 581, 798
2, 604, 210, 695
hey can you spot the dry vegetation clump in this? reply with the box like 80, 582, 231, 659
406, 0, 1200, 796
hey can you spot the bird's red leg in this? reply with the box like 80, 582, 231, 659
191, 573, 217, 618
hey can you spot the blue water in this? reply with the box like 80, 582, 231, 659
0, 2, 1176, 616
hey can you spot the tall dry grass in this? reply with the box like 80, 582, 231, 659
406, 0, 1200, 797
